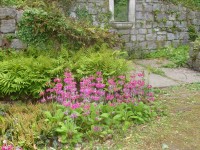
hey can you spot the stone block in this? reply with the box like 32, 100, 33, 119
17, 10, 24, 23
138, 28, 147, 34
168, 14, 176, 21
166, 21, 173, 27
153, 4, 161, 11
125, 43, 133, 50
121, 35, 130, 42
0, 19, 16, 33
0, 38, 2, 47
172, 40, 180, 48
144, 4, 153, 12
131, 35, 136, 41
146, 34, 156, 41
10, 39, 27, 49
146, 22, 152, 28
179, 32, 188, 40
145, 13, 154, 21
147, 41, 157, 49
118, 29, 130, 35
0, 8, 16, 19
167, 33, 175, 40
165, 41, 172, 47
137, 35, 145, 41
139, 41, 147, 49
157, 35, 166, 41
136, 4, 143, 11
136, 12, 145, 20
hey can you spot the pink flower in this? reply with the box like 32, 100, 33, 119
96, 83, 105, 89
54, 78, 61, 83
96, 71, 102, 76
39, 91, 45, 97
40, 98, 46, 103
1, 144, 14, 150
106, 94, 114, 101
147, 85, 152, 89
138, 72, 144, 77
71, 103, 81, 109
118, 75, 125, 80
70, 113, 78, 119
91, 96, 100, 101
93, 126, 101, 132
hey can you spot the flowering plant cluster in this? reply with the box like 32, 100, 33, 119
1, 140, 22, 150
39, 71, 157, 147
41, 71, 154, 107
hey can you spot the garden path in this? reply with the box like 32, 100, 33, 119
131, 59, 200, 88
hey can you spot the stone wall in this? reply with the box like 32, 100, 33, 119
1, 0, 200, 51
72, 0, 200, 55
0, 7, 25, 49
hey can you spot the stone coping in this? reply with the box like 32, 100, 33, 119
110, 22, 133, 29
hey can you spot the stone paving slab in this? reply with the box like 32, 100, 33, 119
148, 74, 180, 88
132, 59, 200, 88
161, 68, 200, 83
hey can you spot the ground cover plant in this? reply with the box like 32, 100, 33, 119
0, 71, 161, 149
144, 45, 190, 68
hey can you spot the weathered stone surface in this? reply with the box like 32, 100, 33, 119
0, 8, 16, 19
146, 34, 156, 41
137, 35, 145, 41
167, 33, 175, 40
10, 39, 27, 49
17, 10, 24, 23
0, 37, 2, 47
0, 19, 16, 33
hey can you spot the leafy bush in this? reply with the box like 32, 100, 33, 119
0, 45, 128, 101
145, 45, 190, 67
18, 8, 121, 49
70, 45, 129, 80
0, 53, 68, 100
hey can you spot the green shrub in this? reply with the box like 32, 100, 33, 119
0, 45, 128, 101
18, 8, 121, 49
70, 45, 129, 80
0, 54, 68, 100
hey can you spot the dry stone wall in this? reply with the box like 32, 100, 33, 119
72, 0, 200, 55
0, 0, 200, 52
0, 7, 25, 49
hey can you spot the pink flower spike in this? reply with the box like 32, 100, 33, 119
96, 71, 102, 76
39, 91, 45, 97
118, 75, 125, 80
138, 72, 144, 77
54, 78, 61, 83
40, 98, 46, 103
147, 85, 152, 89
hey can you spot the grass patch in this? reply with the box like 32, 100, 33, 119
145, 45, 190, 67
146, 65, 166, 76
